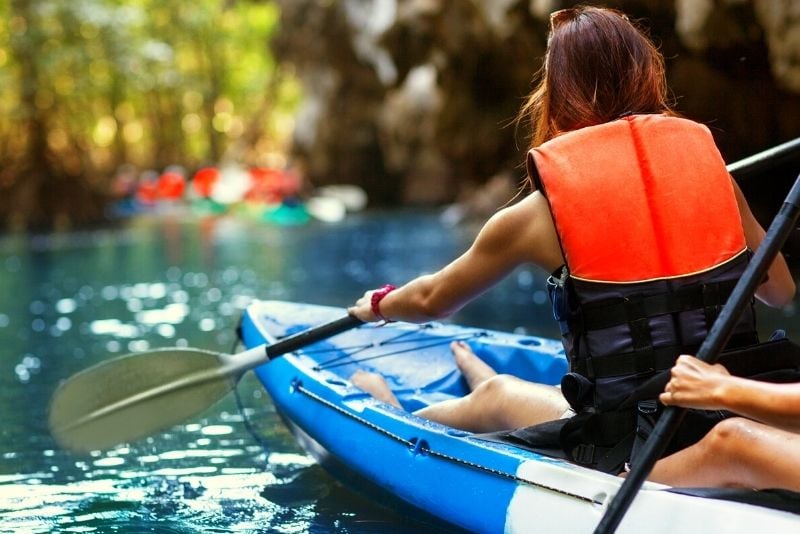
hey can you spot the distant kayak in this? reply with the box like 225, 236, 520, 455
239, 300, 800, 533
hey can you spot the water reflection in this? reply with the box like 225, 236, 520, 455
0, 210, 795, 532
0, 212, 482, 532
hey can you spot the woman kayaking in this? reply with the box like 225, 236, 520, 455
348, 6, 795, 474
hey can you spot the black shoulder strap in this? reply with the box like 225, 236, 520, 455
526, 150, 545, 195
527, 148, 569, 268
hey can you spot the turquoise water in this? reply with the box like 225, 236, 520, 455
0, 210, 550, 533
0, 209, 795, 532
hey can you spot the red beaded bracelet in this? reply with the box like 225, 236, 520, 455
370, 284, 396, 322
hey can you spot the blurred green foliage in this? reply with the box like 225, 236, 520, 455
0, 0, 300, 228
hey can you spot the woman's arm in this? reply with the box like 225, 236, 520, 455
661, 355, 800, 433
349, 192, 561, 323
731, 178, 796, 307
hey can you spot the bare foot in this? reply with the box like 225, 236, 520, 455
350, 370, 402, 408
451, 341, 496, 391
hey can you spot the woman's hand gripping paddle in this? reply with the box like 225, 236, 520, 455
48, 314, 363, 453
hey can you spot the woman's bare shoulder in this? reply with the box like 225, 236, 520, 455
484, 192, 563, 270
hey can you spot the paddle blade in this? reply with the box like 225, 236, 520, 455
49, 348, 236, 453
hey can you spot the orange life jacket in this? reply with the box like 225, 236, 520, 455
528, 114, 747, 283
520, 115, 759, 472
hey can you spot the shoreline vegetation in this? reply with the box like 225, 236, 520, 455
0, 1, 296, 231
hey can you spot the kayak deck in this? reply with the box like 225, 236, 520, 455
242, 301, 567, 410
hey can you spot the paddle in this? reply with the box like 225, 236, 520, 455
727, 136, 800, 178
595, 172, 800, 534
48, 314, 363, 453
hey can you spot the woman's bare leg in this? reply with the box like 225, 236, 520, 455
648, 417, 800, 490
350, 341, 569, 433
451, 341, 496, 390
350, 370, 402, 408
349, 341, 494, 406
416, 374, 568, 433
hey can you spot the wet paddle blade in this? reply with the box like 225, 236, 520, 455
48, 314, 362, 453
48, 348, 236, 453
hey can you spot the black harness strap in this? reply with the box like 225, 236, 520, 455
702, 281, 725, 328
572, 344, 692, 378
527, 151, 571, 268
580, 279, 738, 331
526, 150, 544, 192
571, 331, 758, 379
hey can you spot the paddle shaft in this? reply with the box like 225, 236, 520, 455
727, 136, 800, 177
266, 314, 364, 358
595, 173, 800, 534
197, 313, 365, 381
232, 313, 364, 369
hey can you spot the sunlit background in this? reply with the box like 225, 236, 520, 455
0, 0, 799, 531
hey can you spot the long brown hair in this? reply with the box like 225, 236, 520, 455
520, 6, 674, 148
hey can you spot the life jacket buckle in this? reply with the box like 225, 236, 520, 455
623, 295, 646, 321
572, 355, 595, 379
637, 399, 658, 414
571, 443, 596, 465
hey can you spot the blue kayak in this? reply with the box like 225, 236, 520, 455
239, 300, 800, 533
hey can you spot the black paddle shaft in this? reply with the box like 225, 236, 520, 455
595, 172, 800, 534
265, 314, 364, 359
727, 136, 800, 178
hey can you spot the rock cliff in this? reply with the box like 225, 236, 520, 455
272, 0, 800, 207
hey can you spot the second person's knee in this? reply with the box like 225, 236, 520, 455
704, 417, 758, 456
